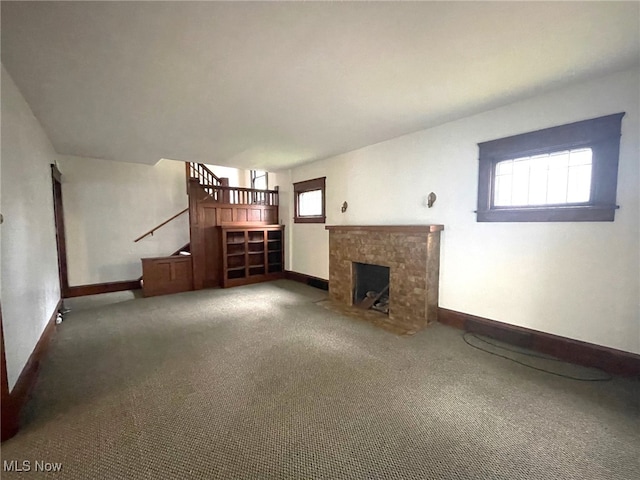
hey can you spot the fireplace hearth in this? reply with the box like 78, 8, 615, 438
325, 225, 443, 334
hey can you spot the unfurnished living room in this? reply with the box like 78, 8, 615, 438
1, 1, 639, 479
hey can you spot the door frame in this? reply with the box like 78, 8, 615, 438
51, 164, 69, 297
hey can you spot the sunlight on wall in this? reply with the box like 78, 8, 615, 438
280, 68, 639, 354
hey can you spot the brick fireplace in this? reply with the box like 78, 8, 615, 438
325, 225, 443, 334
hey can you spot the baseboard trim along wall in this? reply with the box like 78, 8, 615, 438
284, 270, 329, 291
65, 279, 141, 298
2, 298, 62, 442
438, 307, 640, 377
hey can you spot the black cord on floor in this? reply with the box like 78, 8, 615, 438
469, 333, 563, 361
462, 332, 612, 382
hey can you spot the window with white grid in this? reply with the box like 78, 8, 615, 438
476, 113, 624, 222
494, 148, 592, 207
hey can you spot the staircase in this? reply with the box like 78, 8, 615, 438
139, 162, 280, 296
136, 163, 227, 296
187, 162, 228, 197
172, 243, 191, 256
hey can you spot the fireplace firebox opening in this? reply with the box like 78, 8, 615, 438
352, 262, 390, 314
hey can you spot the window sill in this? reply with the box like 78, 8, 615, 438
294, 216, 326, 224
476, 205, 618, 222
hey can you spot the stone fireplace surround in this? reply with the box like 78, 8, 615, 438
325, 225, 443, 334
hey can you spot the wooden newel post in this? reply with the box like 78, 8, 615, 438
185, 162, 192, 194
220, 178, 230, 203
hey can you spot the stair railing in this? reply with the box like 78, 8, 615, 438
134, 208, 189, 242
186, 162, 279, 205
209, 185, 279, 206
187, 162, 222, 187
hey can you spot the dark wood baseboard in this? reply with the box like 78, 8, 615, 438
225, 272, 285, 289
65, 279, 141, 298
438, 307, 640, 377
284, 270, 329, 291
2, 299, 62, 442
0, 303, 16, 442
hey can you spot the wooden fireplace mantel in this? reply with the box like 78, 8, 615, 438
325, 225, 444, 233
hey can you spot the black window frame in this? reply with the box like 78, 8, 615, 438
476, 113, 625, 222
293, 177, 326, 224
250, 170, 268, 190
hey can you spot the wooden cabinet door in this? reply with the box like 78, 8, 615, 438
142, 256, 194, 297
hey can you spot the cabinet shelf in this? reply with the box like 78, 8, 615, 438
227, 266, 246, 272
222, 225, 284, 288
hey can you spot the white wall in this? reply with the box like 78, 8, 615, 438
281, 68, 640, 354
1, 66, 61, 390
205, 164, 249, 188
57, 156, 190, 285
59, 158, 283, 286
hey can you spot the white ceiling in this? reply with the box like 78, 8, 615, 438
2, 1, 639, 170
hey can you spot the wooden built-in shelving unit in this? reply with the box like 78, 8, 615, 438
141, 176, 282, 296
222, 225, 284, 287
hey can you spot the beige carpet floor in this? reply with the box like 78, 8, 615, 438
1, 280, 638, 479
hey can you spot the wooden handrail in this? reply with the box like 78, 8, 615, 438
134, 208, 189, 242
